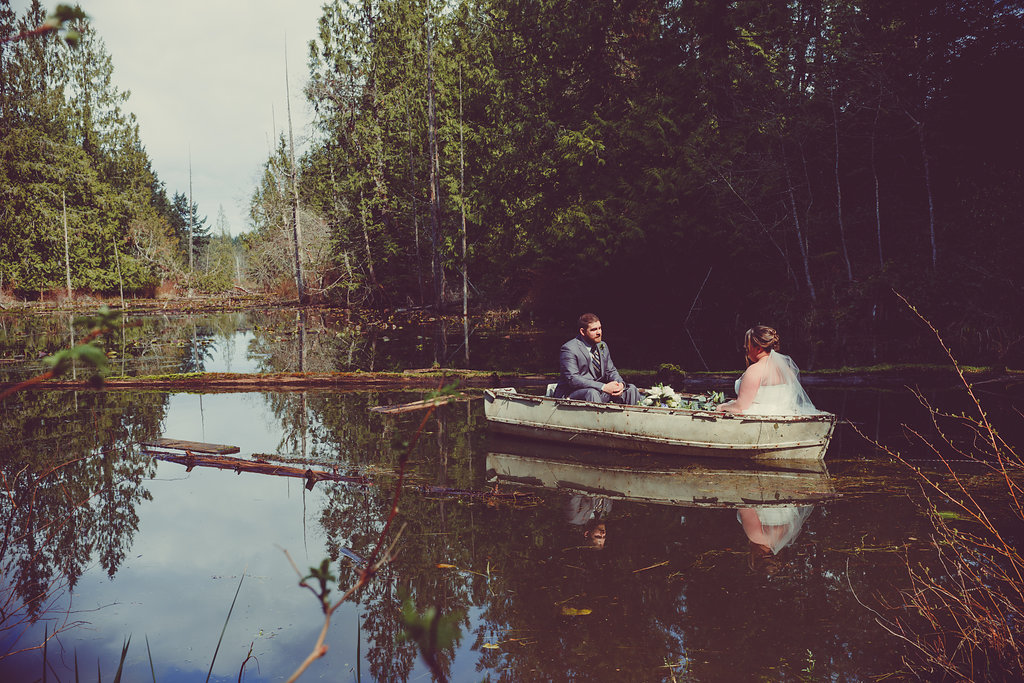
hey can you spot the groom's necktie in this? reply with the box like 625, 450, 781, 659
591, 345, 601, 378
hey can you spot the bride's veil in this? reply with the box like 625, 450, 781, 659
761, 350, 820, 415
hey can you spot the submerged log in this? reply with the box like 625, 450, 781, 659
141, 446, 370, 485
142, 447, 539, 504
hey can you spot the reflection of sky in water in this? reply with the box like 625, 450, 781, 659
201, 331, 263, 374
177, 330, 275, 375
0, 391, 445, 682
161, 393, 289, 455
63, 461, 353, 681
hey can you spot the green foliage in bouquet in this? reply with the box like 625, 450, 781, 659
639, 385, 726, 411
682, 390, 726, 411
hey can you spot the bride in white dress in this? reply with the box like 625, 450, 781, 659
717, 325, 819, 416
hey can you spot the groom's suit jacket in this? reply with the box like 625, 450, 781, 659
553, 334, 625, 398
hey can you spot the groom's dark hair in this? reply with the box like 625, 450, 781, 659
578, 313, 600, 330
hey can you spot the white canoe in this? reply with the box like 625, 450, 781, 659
483, 387, 837, 461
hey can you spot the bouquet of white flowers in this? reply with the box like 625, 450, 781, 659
640, 383, 683, 408
639, 385, 726, 411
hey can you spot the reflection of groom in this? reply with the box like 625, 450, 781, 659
553, 313, 640, 404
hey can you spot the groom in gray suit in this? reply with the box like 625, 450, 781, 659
553, 313, 640, 404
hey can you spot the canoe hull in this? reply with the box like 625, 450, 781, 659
483, 388, 836, 461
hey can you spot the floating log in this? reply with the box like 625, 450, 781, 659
143, 448, 540, 504
144, 450, 370, 488
140, 438, 240, 455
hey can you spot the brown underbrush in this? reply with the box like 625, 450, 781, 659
856, 297, 1024, 681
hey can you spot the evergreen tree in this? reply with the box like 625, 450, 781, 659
0, 2, 175, 295
169, 191, 209, 262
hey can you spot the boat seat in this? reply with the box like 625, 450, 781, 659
545, 383, 557, 397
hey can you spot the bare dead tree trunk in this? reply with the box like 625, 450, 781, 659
112, 234, 124, 309
359, 190, 377, 286
188, 151, 194, 296
459, 65, 468, 361
916, 119, 938, 271
783, 144, 816, 302
296, 309, 306, 373
62, 191, 71, 300
285, 42, 307, 305
342, 250, 353, 308
407, 99, 424, 306
426, 18, 444, 309
832, 89, 853, 281
872, 92, 883, 270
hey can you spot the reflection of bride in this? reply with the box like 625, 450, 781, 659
738, 506, 813, 554
739, 505, 813, 572
718, 325, 820, 416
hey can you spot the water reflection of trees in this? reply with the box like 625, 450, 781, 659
0, 381, 960, 678
283, 397, 478, 682
297, 394, 934, 680
247, 310, 368, 374
1, 308, 561, 380
0, 390, 165, 645
0, 313, 220, 379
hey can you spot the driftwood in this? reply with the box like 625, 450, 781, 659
142, 449, 369, 490
140, 438, 239, 454
143, 447, 539, 504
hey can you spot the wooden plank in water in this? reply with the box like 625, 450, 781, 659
140, 438, 240, 455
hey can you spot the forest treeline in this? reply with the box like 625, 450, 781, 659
3, 1, 1024, 366
0, 1, 241, 297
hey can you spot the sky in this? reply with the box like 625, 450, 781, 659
12, 0, 328, 236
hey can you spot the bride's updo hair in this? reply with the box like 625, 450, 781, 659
744, 325, 781, 354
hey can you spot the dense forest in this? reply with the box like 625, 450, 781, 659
0, 1, 240, 296
3, 1, 1024, 366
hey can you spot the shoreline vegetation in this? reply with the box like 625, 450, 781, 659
2, 365, 1018, 394
2, 297, 1021, 392
4, 294, 1019, 376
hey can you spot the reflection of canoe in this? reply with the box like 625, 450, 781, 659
485, 439, 836, 508
483, 388, 836, 460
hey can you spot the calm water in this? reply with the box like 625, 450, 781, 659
1, 309, 1021, 681
1, 379, 1019, 682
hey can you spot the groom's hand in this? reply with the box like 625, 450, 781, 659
602, 381, 624, 396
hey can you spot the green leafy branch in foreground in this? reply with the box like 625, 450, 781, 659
0, 4, 88, 47
398, 589, 464, 681
0, 306, 121, 401
299, 559, 336, 612
281, 378, 464, 683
